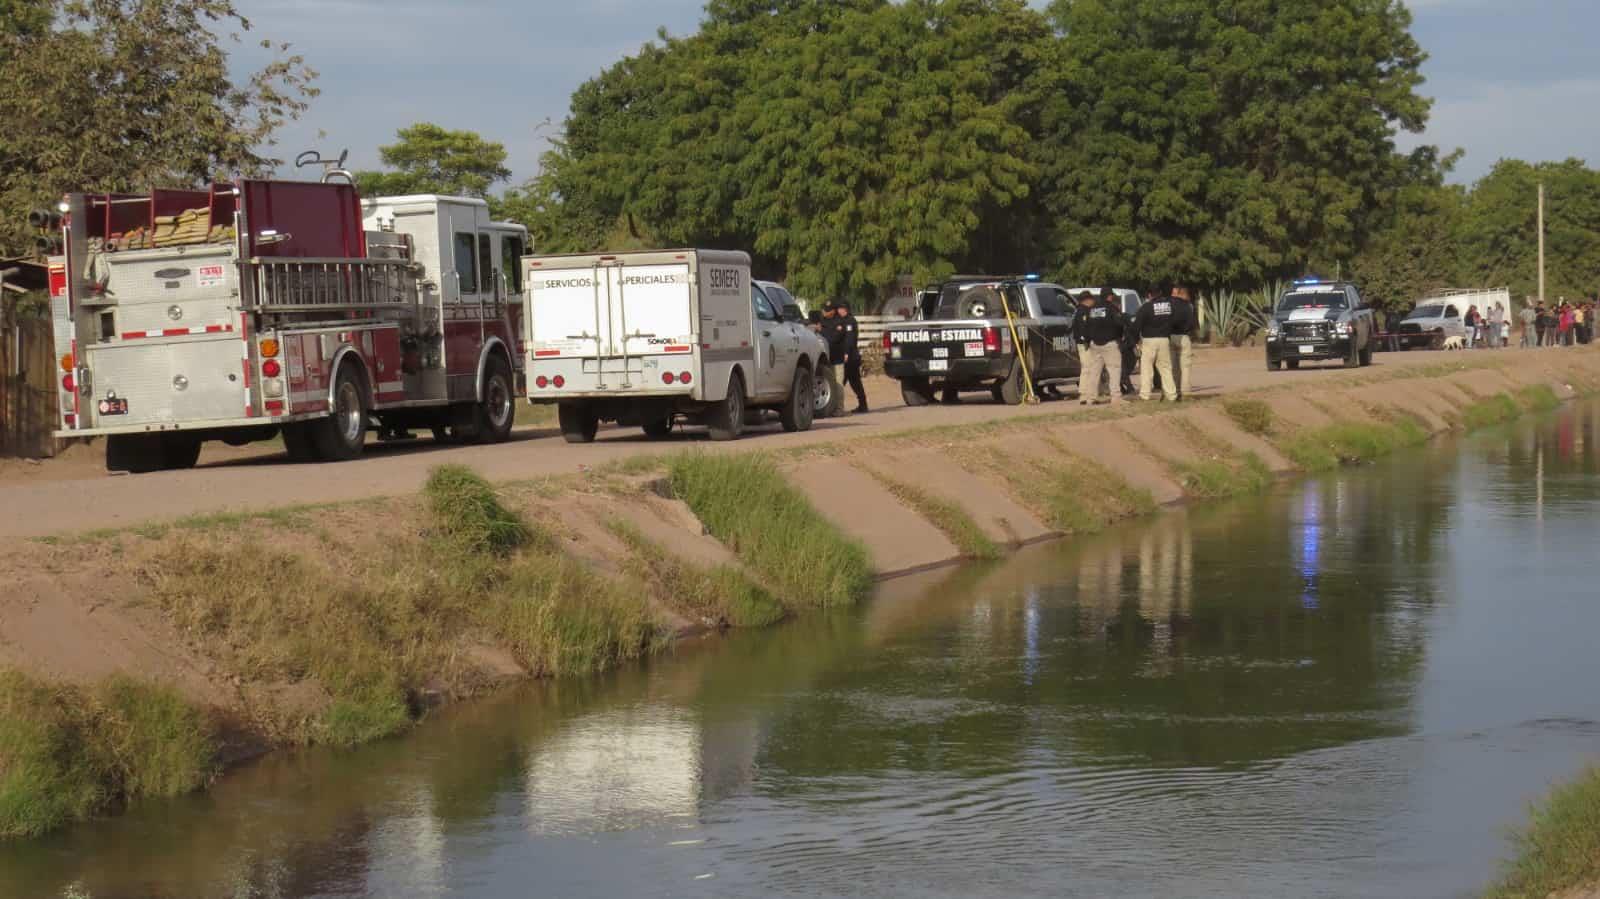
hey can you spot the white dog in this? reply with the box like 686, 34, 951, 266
1440, 335, 1465, 350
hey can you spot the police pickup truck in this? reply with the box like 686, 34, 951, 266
1265, 279, 1376, 371
882, 276, 1078, 405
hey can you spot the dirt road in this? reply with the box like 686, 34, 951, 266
0, 346, 1559, 538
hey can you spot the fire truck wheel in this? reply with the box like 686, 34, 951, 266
469, 356, 517, 444
282, 423, 321, 462
779, 364, 814, 433
161, 436, 201, 470
311, 365, 368, 461
558, 403, 599, 444
707, 372, 746, 441
105, 434, 166, 474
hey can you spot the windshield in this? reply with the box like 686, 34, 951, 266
1406, 304, 1443, 320
933, 283, 1024, 320
1278, 290, 1348, 311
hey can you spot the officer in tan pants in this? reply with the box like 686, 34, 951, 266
1132, 289, 1178, 401
1073, 289, 1125, 404
1169, 285, 1197, 401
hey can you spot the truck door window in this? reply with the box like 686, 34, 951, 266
1036, 287, 1067, 318
1446, 306, 1460, 318
453, 232, 477, 295
478, 233, 494, 294
501, 234, 524, 293
753, 287, 780, 322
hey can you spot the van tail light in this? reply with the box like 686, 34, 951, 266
662, 372, 676, 385
881, 332, 892, 351
552, 375, 565, 388
535, 375, 548, 389
982, 327, 1001, 354
679, 372, 692, 385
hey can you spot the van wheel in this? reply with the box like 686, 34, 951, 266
900, 378, 934, 407
641, 414, 674, 438
1359, 342, 1374, 366
311, 363, 369, 461
558, 403, 599, 444
707, 372, 745, 441
780, 364, 815, 433
468, 355, 516, 444
283, 423, 321, 462
994, 359, 1024, 405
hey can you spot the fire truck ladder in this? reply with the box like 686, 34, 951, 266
244, 258, 421, 315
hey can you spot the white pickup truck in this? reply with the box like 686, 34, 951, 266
522, 249, 829, 442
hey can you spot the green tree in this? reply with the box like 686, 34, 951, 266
355, 123, 512, 200
1042, 0, 1432, 290
0, 0, 318, 255
1347, 153, 1467, 312
530, 0, 1059, 302
1455, 158, 1600, 303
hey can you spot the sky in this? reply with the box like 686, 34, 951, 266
232, 0, 1597, 189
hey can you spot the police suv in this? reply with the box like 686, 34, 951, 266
881, 276, 1079, 405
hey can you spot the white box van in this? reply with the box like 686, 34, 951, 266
523, 249, 825, 442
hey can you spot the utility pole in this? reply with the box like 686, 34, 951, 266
1537, 182, 1546, 307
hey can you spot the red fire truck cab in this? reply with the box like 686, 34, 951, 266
49, 175, 526, 472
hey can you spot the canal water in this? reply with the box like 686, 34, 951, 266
6, 401, 1600, 899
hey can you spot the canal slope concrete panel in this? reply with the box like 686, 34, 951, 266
864, 449, 1054, 546
1057, 422, 1186, 505
789, 461, 960, 576
1181, 407, 1294, 473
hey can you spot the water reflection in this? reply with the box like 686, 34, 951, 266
6, 401, 1600, 898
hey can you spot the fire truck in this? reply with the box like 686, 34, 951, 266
47, 155, 528, 472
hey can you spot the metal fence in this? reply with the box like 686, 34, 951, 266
1, 316, 61, 458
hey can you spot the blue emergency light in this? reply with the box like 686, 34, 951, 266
1024, 273, 1041, 281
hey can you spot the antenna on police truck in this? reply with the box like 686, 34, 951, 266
295, 149, 354, 186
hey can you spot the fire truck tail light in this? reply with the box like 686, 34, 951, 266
259, 338, 280, 358
535, 375, 549, 389
263, 379, 284, 398
679, 372, 692, 385
60, 353, 74, 372
982, 327, 1001, 354
552, 375, 565, 388
662, 372, 676, 385
261, 359, 282, 378
61, 373, 74, 392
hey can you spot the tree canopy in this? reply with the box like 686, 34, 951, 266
0, 0, 318, 255
520, 0, 1443, 304
354, 123, 513, 200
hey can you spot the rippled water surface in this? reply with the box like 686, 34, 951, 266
6, 402, 1600, 899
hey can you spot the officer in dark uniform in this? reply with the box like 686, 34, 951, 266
1132, 288, 1179, 401
1075, 288, 1125, 405
827, 300, 869, 413
1168, 285, 1197, 400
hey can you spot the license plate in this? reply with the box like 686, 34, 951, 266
1298, 345, 1316, 354
964, 342, 984, 357
927, 359, 949, 372
932, 347, 949, 358
97, 397, 129, 415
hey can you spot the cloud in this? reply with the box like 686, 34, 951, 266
1401, 78, 1600, 183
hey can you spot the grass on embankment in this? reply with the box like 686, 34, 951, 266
605, 519, 787, 628
866, 472, 1002, 560
0, 671, 214, 838
668, 453, 874, 608
946, 439, 1156, 537
1487, 765, 1600, 899
146, 465, 664, 748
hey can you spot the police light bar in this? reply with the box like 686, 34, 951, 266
1294, 278, 1320, 286
1025, 273, 1041, 282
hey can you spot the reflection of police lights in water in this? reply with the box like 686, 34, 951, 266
1299, 489, 1321, 610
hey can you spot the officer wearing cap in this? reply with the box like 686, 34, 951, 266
1132, 286, 1179, 401
825, 300, 869, 413
1074, 288, 1125, 405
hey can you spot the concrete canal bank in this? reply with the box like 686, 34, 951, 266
2, 349, 1599, 841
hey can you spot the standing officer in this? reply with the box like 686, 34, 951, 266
827, 300, 869, 414
1132, 288, 1178, 402
1168, 285, 1197, 401
1075, 288, 1125, 405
